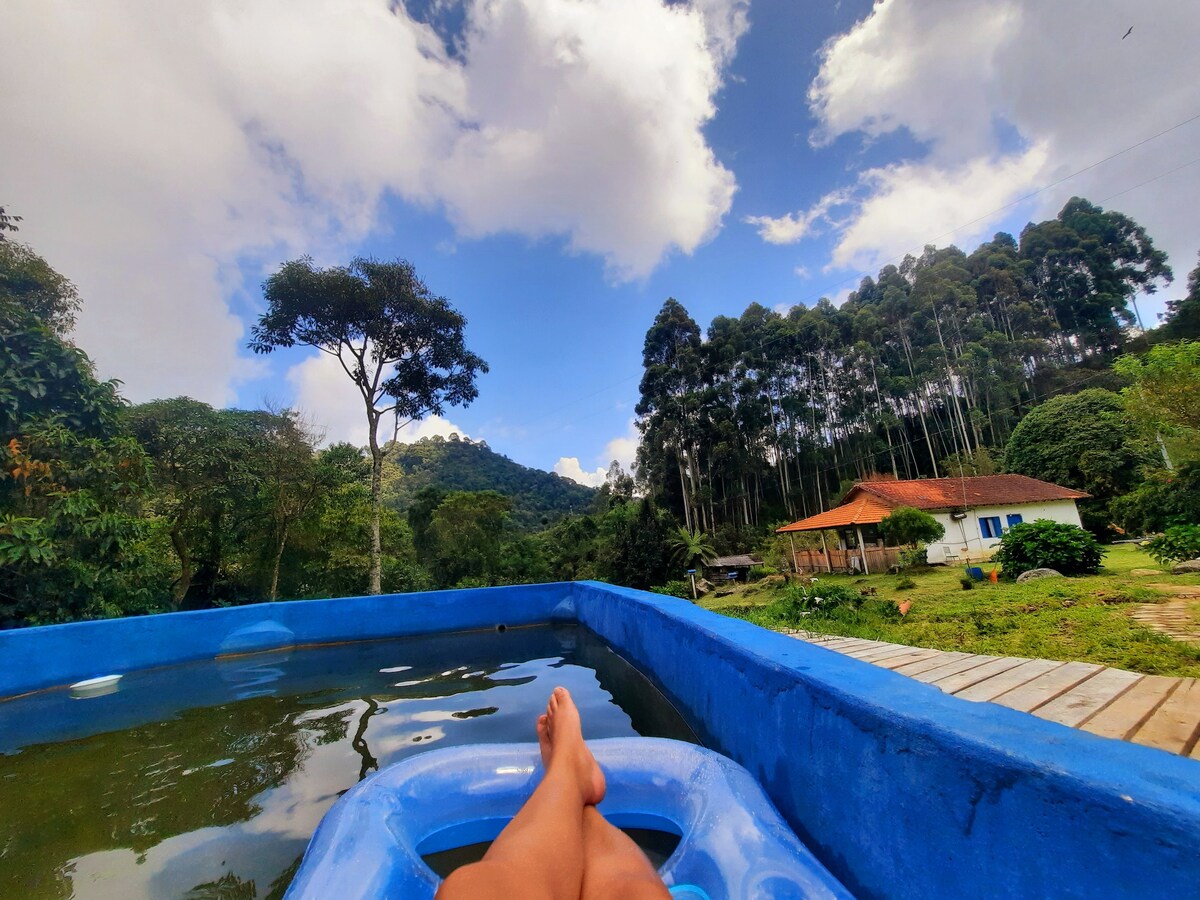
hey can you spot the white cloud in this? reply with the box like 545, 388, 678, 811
825, 145, 1048, 273
286, 351, 469, 447
553, 419, 639, 487
0, 0, 745, 403
758, 0, 1200, 303
792, 265, 810, 279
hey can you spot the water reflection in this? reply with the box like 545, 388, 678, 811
0, 625, 697, 898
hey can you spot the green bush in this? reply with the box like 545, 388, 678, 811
879, 506, 945, 547
748, 564, 779, 580
896, 577, 916, 590
994, 520, 1105, 577
898, 546, 928, 568
1145, 525, 1200, 566
769, 579, 863, 618
650, 580, 694, 600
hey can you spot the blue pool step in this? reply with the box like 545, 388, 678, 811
287, 737, 852, 900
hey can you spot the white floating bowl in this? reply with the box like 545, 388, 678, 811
70, 674, 122, 698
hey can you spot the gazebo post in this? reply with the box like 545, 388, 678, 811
820, 531, 832, 573
855, 525, 870, 575
787, 533, 797, 574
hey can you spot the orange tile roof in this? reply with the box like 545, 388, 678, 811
775, 474, 1088, 534
855, 474, 1089, 510
775, 494, 895, 532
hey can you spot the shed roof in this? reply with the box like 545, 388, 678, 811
775, 475, 1088, 534
709, 555, 762, 568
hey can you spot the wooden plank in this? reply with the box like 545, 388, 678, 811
874, 648, 944, 670
1033, 668, 1145, 728
1130, 679, 1200, 755
1080, 676, 1182, 741
911, 654, 999, 684
932, 656, 1029, 695
891, 651, 974, 677
814, 636, 874, 650
854, 644, 922, 663
838, 641, 894, 657
954, 659, 1065, 702
990, 662, 1103, 713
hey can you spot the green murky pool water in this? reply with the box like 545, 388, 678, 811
0, 625, 697, 899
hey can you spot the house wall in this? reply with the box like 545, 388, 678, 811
926, 499, 1083, 564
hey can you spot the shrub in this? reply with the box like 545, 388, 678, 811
748, 564, 779, 580
879, 506, 945, 548
898, 546, 928, 568
960, 577, 975, 590
769, 579, 863, 619
994, 520, 1104, 577
896, 577, 916, 590
650, 580, 694, 600
1145, 525, 1200, 566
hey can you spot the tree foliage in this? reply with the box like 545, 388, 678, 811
1005, 388, 1154, 533
994, 520, 1104, 577
250, 257, 487, 594
878, 506, 945, 548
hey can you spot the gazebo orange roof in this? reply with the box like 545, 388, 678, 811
775, 494, 895, 532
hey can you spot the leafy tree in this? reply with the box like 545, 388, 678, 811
994, 520, 1104, 576
1159, 252, 1200, 340
0, 246, 166, 625
1144, 525, 1200, 566
878, 506, 945, 548
0, 240, 81, 336
0, 204, 20, 241
667, 526, 717, 570
428, 490, 512, 587
1115, 341, 1200, 436
1110, 463, 1200, 534
1005, 388, 1155, 533
601, 498, 671, 589
127, 399, 287, 608
250, 257, 487, 594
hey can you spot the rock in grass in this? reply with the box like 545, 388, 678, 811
1016, 567, 1063, 583
1171, 558, 1200, 575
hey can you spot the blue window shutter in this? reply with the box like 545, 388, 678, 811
1006, 513, 1023, 528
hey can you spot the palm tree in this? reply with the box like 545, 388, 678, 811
668, 526, 717, 571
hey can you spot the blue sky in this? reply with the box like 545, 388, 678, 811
3, 0, 1197, 484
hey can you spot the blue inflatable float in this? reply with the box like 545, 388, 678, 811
287, 737, 851, 899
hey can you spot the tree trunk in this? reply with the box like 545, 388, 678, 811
368, 417, 383, 595
270, 521, 289, 601
170, 526, 191, 609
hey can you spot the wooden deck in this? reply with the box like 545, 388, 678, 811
784, 631, 1200, 758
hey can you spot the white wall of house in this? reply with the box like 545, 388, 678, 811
925, 500, 1084, 564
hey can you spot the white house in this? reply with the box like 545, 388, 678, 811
776, 475, 1089, 572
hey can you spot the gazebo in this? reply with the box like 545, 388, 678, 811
775, 494, 899, 575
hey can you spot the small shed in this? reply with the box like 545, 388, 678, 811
704, 554, 762, 583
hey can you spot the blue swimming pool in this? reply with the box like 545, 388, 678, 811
2, 581, 1198, 899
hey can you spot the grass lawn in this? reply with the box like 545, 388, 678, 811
701, 544, 1200, 678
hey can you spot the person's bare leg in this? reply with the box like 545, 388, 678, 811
436, 687, 604, 900
580, 806, 672, 900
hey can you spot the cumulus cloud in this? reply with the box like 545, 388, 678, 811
286, 351, 470, 447
553, 419, 639, 487
756, 0, 1200, 298
0, 0, 745, 403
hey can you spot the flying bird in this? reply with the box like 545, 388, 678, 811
1122, 26, 1133, 39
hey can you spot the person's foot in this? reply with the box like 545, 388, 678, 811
536, 687, 606, 805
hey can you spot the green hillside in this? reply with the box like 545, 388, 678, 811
382, 435, 596, 528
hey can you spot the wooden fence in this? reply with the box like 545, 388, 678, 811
791, 546, 903, 574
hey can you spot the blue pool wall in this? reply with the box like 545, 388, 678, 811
3, 581, 1198, 899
